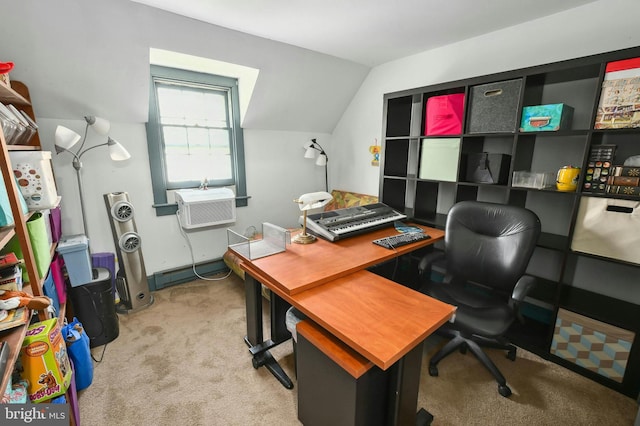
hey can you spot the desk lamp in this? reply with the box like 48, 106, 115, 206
293, 191, 332, 244
54, 116, 131, 243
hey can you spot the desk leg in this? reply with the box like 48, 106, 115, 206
244, 274, 263, 346
244, 275, 293, 389
387, 342, 433, 426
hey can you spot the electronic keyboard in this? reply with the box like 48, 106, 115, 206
305, 202, 407, 242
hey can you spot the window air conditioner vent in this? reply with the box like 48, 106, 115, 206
175, 188, 236, 229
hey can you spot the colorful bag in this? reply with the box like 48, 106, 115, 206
63, 318, 93, 391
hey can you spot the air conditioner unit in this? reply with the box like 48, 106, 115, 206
175, 188, 236, 229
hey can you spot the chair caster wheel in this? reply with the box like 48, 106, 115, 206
507, 349, 516, 361
252, 357, 261, 369
428, 365, 438, 377
459, 345, 467, 355
498, 384, 512, 398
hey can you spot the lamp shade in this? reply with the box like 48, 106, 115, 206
107, 137, 131, 161
304, 147, 317, 159
296, 191, 333, 211
85, 115, 110, 135
315, 154, 327, 166
54, 125, 81, 152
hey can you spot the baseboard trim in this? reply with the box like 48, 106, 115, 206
148, 258, 229, 291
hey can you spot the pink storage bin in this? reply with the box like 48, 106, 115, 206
50, 252, 67, 304
424, 93, 465, 136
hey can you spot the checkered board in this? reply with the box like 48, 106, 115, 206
551, 309, 634, 383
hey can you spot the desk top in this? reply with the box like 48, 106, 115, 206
233, 223, 443, 296
291, 270, 455, 370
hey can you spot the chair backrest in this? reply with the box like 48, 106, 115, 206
444, 201, 541, 294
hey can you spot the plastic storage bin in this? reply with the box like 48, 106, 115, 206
57, 234, 92, 287
512, 171, 555, 189
9, 150, 59, 210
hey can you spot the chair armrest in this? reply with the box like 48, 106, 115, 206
509, 274, 537, 322
417, 251, 445, 282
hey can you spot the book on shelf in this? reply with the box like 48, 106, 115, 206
594, 57, 640, 129
0, 265, 22, 291
0, 253, 19, 270
606, 185, 640, 196
612, 166, 640, 177
0, 307, 29, 333
607, 175, 640, 186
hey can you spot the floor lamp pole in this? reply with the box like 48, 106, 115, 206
72, 157, 90, 250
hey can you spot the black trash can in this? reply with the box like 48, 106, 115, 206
69, 267, 119, 348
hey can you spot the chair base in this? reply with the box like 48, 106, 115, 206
428, 331, 515, 397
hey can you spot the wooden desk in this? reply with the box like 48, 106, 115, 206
249, 224, 444, 296
234, 224, 454, 425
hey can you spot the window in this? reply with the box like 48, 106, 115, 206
147, 65, 247, 215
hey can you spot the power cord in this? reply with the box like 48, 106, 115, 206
176, 210, 232, 281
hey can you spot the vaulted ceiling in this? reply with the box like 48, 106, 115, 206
130, 0, 598, 67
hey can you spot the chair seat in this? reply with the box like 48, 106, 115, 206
422, 281, 514, 338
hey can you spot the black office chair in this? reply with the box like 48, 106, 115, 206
417, 200, 541, 397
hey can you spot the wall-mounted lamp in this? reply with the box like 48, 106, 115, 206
293, 191, 333, 244
304, 138, 329, 192
54, 116, 131, 243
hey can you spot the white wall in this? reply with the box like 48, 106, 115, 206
5, 0, 640, 276
331, 0, 640, 196
37, 118, 329, 274
2, 0, 365, 275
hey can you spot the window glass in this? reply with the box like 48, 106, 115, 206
147, 66, 247, 215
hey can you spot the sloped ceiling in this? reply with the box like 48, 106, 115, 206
130, 0, 598, 67
2, 0, 598, 134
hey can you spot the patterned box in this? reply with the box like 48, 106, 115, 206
551, 308, 634, 383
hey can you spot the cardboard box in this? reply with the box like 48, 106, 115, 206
520, 103, 574, 132
20, 319, 72, 402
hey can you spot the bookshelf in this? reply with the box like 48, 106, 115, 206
380, 45, 640, 398
0, 80, 64, 397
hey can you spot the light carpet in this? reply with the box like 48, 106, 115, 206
78, 274, 637, 425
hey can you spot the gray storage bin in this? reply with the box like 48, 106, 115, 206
467, 78, 523, 133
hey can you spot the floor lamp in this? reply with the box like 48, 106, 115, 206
304, 138, 329, 192
54, 116, 131, 245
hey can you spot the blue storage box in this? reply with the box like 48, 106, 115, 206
520, 103, 574, 132
56, 234, 92, 287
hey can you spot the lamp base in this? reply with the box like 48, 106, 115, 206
293, 232, 317, 244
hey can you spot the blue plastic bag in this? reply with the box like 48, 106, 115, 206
62, 317, 93, 391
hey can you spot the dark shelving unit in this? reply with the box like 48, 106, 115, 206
380, 46, 640, 398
